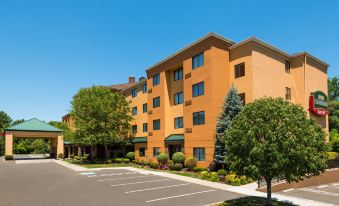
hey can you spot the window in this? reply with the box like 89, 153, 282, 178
192, 52, 204, 69
153, 147, 160, 157
238, 93, 246, 105
153, 96, 160, 108
174, 92, 184, 105
285, 61, 291, 74
139, 147, 145, 157
192, 82, 204, 97
143, 123, 148, 132
143, 103, 148, 113
132, 107, 137, 115
193, 148, 205, 161
193, 111, 205, 125
153, 119, 160, 130
132, 125, 137, 134
131, 88, 137, 98
142, 84, 147, 93
153, 74, 160, 86
285, 87, 291, 101
235, 62, 245, 78
174, 117, 184, 129
174, 68, 183, 80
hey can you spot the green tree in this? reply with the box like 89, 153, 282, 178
71, 86, 132, 161
0, 111, 12, 131
225, 97, 328, 206
328, 76, 339, 101
0, 111, 12, 155
329, 100, 339, 131
49, 121, 75, 143
14, 139, 33, 154
328, 76, 339, 132
31, 139, 49, 154
214, 86, 242, 165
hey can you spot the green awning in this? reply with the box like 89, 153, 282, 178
165, 134, 184, 142
64, 141, 73, 145
131, 137, 147, 143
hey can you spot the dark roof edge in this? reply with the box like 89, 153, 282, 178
145, 32, 235, 72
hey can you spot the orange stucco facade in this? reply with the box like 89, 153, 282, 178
63, 33, 329, 167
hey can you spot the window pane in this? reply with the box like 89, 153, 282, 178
153, 74, 160, 86
143, 103, 147, 113
132, 107, 137, 115
131, 89, 137, 98
142, 84, 147, 93
143, 123, 148, 132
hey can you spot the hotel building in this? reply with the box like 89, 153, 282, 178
63, 33, 329, 167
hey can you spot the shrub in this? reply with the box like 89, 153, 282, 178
225, 172, 252, 186
209, 172, 219, 182
199, 171, 209, 180
185, 157, 197, 171
150, 162, 159, 169
57, 153, 64, 159
172, 152, 185, 164
328, 152, 339, 160
208, 161, 218, 171
123, 158, 130, 163
172, 163, 183, 171
126, 152, 135, 161
5, 155, 13, 160
157, 153, 169, 165
217, 169, 227, 176
193, 167, 208, 172
112, 158, 125, 163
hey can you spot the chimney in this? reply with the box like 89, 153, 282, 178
128, 76, 135, 83
139, 77, 146, 82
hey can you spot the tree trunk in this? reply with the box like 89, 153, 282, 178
104, 144, 109, 162
266, 178, 272, 206
78, 146, 81, 156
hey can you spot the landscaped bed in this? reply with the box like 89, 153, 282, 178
64, 151, 253, 186
216, 196, 296, 206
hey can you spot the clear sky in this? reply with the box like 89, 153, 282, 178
0, 0, 338, 122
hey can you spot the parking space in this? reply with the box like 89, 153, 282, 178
80, 169, 243, 206
0, 162, 243, 206
279, 182, 339, 206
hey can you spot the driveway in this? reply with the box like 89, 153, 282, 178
0, 161, 243, 206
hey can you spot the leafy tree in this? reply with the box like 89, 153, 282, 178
214, 86, 242, 165
71, 86, 132, 161
11, 119, 25, 126
14, 139, 33, 154
0, 111, 12, 131
328, 76, 339, 101
0, 111, 12, 155
31, 139, 49, 154
49, 121, 75, 143
328, 76, 339, 131
225, 97, 328, 206
329, 100, 339, 131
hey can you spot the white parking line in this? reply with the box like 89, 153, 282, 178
98, 175, 148, 182
298, 188, 339, 197
145, 190, 216, 203
87, 172, 137, 178
110, 179, 171, 187
80, 172, 96, 176
318, 185, 329, 189
282, 188, 295, 193
125, 183, 191, 193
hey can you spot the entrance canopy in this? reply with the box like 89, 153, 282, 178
4, 118, 64, 157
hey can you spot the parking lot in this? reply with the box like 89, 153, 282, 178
0, 161, 243, 206
279, 182, 339, 206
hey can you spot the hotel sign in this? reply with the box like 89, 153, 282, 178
309, 91, 328, 116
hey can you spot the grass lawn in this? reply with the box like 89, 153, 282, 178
64, 159, 138, 168
216, 196, 297, 206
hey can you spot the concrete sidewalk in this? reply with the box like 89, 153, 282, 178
54, 161, 334, 206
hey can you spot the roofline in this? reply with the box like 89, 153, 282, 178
120, 78, 147, 93
145, 32, 235, 72
229, 37, 329, 67
4, 129, 62, 132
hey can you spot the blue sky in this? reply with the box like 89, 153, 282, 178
0, 0, 338, 122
